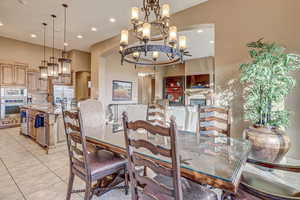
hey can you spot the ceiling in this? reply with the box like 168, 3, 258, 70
0, 0, 208, 52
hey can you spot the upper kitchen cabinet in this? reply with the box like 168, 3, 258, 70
15, 65, 27, 85
53, 74, 73, 85
0, 63, 27, 86
27, 70, 48, 93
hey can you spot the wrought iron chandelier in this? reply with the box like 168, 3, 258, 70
58, 4, 72, 76
119, 0, 190, 67
39, 23, 48, 80
48, 14, 59, 78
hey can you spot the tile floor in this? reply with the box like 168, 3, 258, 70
0, 128, 131, 200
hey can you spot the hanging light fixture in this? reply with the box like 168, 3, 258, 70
119, 0, 190, 67
39, 23, 48, 80
58, 4, 72, 75
48, 14, 59, 78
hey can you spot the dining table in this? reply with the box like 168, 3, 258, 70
85, 123, 252, 194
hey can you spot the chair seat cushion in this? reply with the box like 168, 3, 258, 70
74, 150, 126, 180
144, 175, 218, 200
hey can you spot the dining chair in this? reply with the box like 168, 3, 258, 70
197, 105, 231, 137
146, 99, 168, 127
62, 101, 128, 200
222, 159, 300, 200
122, 112, 218, 200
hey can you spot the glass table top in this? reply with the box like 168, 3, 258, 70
86, 124, 251, 184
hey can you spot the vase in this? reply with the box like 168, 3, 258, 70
244, 125, 291, 163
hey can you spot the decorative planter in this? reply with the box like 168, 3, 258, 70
244, 125, 291, 163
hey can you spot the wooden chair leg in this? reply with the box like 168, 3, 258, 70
66, 172, 74, 200
125, 170, 129, 195
84, 183, 92, 200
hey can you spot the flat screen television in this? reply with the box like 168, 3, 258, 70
186, 74, 210, 89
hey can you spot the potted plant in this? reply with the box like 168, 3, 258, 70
241, 39, 300, 163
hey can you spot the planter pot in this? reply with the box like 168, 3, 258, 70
244, 126, 291, 163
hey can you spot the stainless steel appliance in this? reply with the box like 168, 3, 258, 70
53, 85, 74, 109
1, 87, 27, 120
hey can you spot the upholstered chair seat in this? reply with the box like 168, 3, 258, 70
74, 150, 127, 181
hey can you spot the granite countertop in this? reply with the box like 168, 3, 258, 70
21, 104, 61, 115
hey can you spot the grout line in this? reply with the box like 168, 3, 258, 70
0, 158, 28, 200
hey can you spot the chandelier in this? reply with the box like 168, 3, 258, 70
58, 4, 72, 75
48, 14, 59, 78
119, 0, 190, 67
39, 23, 48, 80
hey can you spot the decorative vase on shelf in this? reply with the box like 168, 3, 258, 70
243, 125, 291, 163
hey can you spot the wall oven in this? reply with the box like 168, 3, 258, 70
0, 88, 27, 120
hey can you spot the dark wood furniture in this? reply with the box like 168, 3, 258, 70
83, 124, 251, 193
197, 105, 231, 137
123, 113, 218, 200
163, 76, 185, 106
62, 106, 128, 200
223, 158, 300, 200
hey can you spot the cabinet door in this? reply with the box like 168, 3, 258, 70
27, 72, 38, 92
15, 65, 27, 86
38, 79, 48, 92
1, 64, 14, 85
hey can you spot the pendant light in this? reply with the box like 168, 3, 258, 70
58, 4, 71, 75
39, 23, 48, 80
48, 14, 59, 78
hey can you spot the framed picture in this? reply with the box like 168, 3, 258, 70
112, 80, 132, 101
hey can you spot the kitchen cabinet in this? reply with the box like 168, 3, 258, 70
53, 74, 72, 85
0, 63, 27, 86
27, 71, 48, 93
1, 64, 15, 85
15, 65, 27, 85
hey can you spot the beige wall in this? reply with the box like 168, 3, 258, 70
69, 50, 91, 72
75, 71, 90, 101
0, 36, 61, 69
90, 0, 300, 159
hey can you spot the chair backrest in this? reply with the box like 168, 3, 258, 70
61, 104, 91, 179
146, 99, 168, 127
123, 112, 183, 200
197, 105, 231, 137
78, 99, 105, 133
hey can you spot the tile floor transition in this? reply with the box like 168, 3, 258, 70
0, 128, 131, 200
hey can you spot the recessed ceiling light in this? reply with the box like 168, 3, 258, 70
197, 29, 203, 33
30, 34, 37, 38
77, 35, 83, 39
0, 22, 3, 26
91, 27, 98, 32
210, 40, 215, 44
64, 42, 68, 46
109, 18, 116, 23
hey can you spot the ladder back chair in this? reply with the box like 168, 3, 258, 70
123, 112, 217, 200
197, 105, 231, 137
146, 99, 168, 127
62, 101, 128, 200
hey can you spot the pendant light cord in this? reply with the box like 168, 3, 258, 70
43, 23, 47, 61
51, 14, 56, 62
63, 4, 67, 53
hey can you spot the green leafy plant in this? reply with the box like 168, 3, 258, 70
240, 39, 300, 128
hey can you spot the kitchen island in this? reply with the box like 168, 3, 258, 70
20, 104, 67, 153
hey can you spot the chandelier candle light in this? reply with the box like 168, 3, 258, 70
58, 4, 72, 75
119, 0, 190, 67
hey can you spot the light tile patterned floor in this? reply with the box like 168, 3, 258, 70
0, 128, 131, 200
